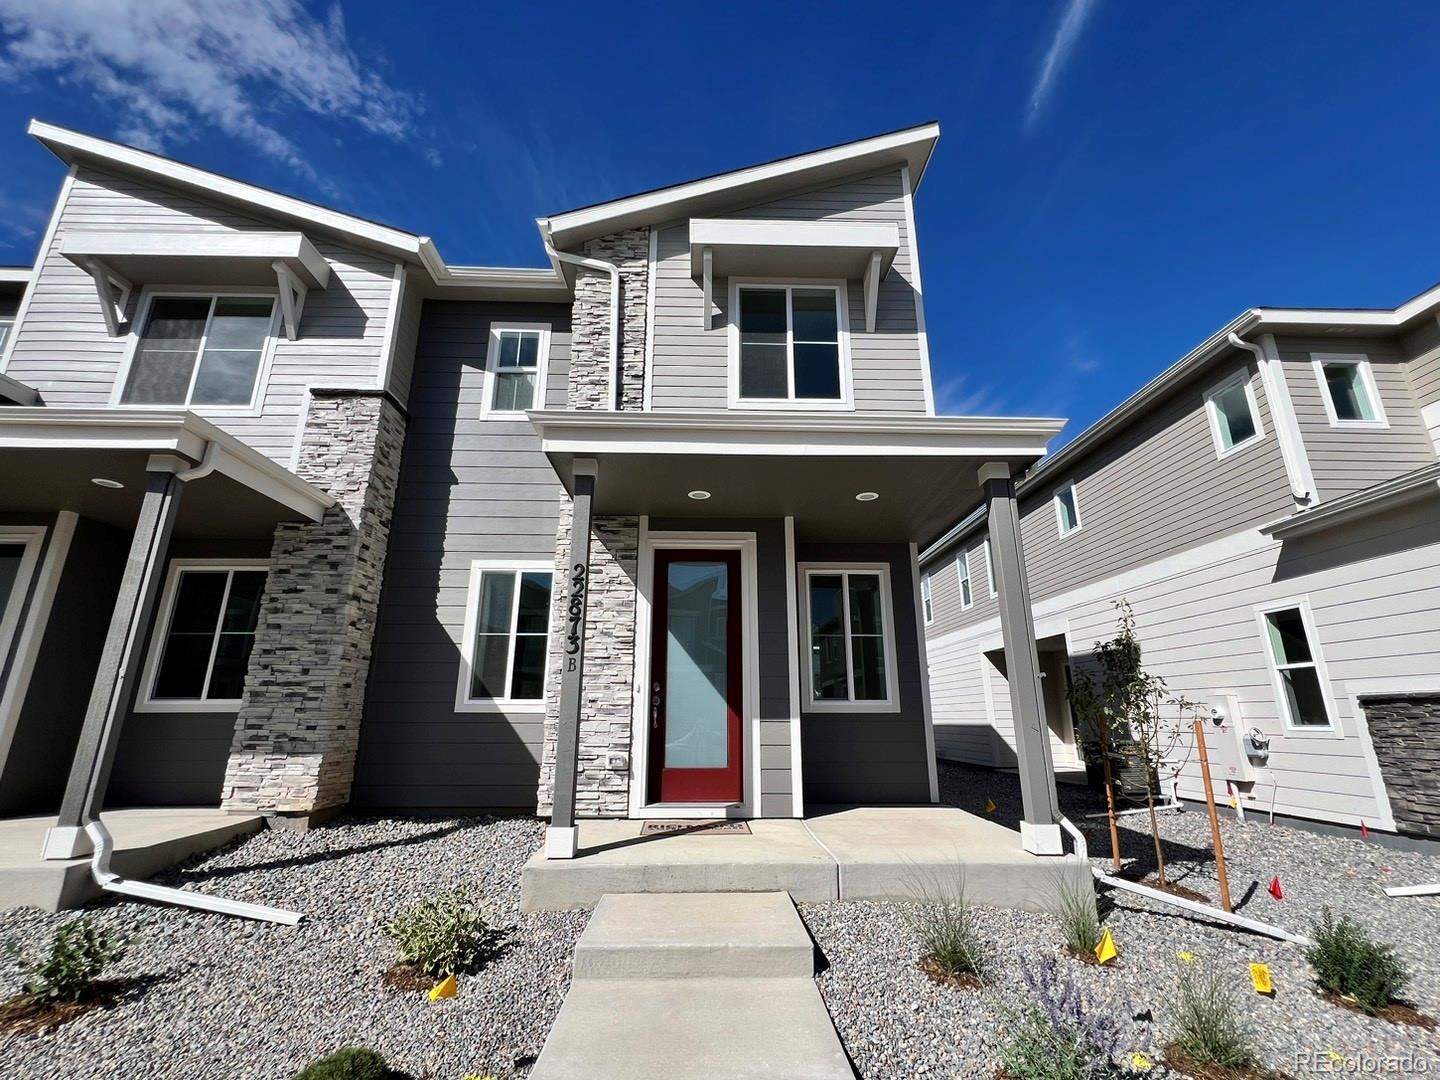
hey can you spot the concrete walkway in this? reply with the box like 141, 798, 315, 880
522, 804, 1087, 912
529, 892, 853, 1080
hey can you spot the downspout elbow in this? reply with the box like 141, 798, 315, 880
545, 238, 621, 410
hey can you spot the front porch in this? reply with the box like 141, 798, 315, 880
520, 803, 1090, 911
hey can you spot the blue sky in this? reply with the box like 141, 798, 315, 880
2, 1, 1438, 440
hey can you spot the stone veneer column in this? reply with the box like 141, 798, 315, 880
537, 228, 649, 818
221, 389, 405, 821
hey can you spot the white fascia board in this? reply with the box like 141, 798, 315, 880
0, 266, 31, 285
1261, 462, 1440, 540
688, 218, 899, 278
30, 120, 423, 263
544, 123, 940, 246
62, 230, 332, 289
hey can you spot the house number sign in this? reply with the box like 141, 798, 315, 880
564, 561, 588, 669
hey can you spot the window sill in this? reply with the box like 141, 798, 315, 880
803, 700, 901, 715
135, 700, 243, 714
456, 700, 547, 714
728, 398, 855, 412
1325, 419, 1389, 431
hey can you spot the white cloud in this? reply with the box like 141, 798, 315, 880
1026, 0, 1099, 130
0, 0, 419, 181
934, 374, 1007, 417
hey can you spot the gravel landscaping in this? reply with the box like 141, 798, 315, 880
804, 760, 1440, 1079
0, 815, 585, 1080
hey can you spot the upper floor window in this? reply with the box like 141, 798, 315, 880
731, 282, 850, 409
1257, 601, 1334, 729
920, 571, 934, 625
1312, 354, 1387, 428
119, 294, 277, 409
1054, 483, 1082, 536
800, 564, 897, 711
141, 563, 267, 710
1204, 373, 1263, 457
457, 561, 554, 711
483, 323, 550, 416
957, 550, 974, 610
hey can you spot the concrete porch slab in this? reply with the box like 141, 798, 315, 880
521, 805, 1087, 912
0, 809, 264, 912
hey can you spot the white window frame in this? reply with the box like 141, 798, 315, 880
1253, 597, 1338, 733
138, 559, 269, 713
920, 570, 934, 626
1311, 353, 1389, 429
727, 278, 854, 411
111, 287, 282, 414
481, 321, 552, 419
455, 559, 554, 713
984, 539, 996, 598
0, 526, 46, 679
956, 549, 974, 611
797, 562, 900, 714
1053, 482, 1083, 537
1203, 370, 1266, 459
0, 316, 13, 353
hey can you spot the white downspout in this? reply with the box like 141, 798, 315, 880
542, 223, 621, 410
1228, 332, 1315, 506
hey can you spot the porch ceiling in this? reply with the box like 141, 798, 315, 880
528, 410, 1066, 546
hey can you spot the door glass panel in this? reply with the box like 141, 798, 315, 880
664, 561, 730, 769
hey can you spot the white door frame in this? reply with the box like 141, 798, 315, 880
0, 518, 69, 775
629, 522, 760, 819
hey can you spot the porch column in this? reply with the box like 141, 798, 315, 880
43, 457, 186, 859
981, 462, 1062, 855
547, 458, 597, 859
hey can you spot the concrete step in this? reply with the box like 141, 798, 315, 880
528, 976, 855, 1080
573, 891, 815, 979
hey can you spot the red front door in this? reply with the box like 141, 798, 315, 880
648, 549, 743, 804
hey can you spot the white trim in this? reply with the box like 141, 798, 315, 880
0, 513, 75, 776
643, 227, 658, 410
1311, 352, 1389, 429
900, 165, 936, 416
1203, 368, 1267, 460
1053, 482, 1082, 537
920, 568, 935, 625
984, 539, 996, 598
910, 543, 940, 802
1253, 596, 1340, 734
0, 526, 45, 676
726, 278, 854, 411
109, 288, 282, 414
783, 516, 804, 816
1255, 334, 1316, 505
630, 531, 760, 818
956, 548, 975, 611
455, 559, 555, 714
137, 560, 270, 713
375, 263, 406, 397
481, 322, 552, 419
1, 166, 75, 374
797, 562, 901, 714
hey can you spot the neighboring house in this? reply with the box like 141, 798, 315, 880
0, 120, 1074, 869
920, 291, 1440, 842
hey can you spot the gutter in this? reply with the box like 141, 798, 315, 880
539, 218, 621, 409
1262, 461, 1440, 540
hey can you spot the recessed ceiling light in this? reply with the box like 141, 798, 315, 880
855, 491, 879, 502
91, 477, 124, 490
687, 489, 711, 501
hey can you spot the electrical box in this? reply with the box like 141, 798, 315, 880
1195, 693, 1257, 785
606, 751, 629, 772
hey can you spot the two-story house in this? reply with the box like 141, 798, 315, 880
920, 289, 1440, 843
0, 120, 1077, 908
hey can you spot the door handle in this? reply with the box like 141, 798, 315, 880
651, 682, 661, 730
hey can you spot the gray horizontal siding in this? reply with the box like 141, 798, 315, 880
649, 168, 929, 414
1275, 335, 1437, 503
4, 166, 397, 465
354, 299, 571, 810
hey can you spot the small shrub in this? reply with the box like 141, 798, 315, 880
385, 889, 495, 977
1170, 966, 1257, 1069
1053, 874, 1102, 957
11, 918, 128, 1004
998, 956, 1133, 1080
293, 1047, 397, 1080
1307, 908, 1409, 1014
905, 873, 987, 980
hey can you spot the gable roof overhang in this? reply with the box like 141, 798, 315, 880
539, 122, 940, 255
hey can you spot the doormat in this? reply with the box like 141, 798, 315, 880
639, 820, 752, 836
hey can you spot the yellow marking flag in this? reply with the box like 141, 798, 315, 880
1176, 950, 1196, 963
429, 973, 458, 1000
1130, 1053, 1154, 1072
1249, 963, 1273, 995
1095, 928, 1117, 964
984, 798, 997, 814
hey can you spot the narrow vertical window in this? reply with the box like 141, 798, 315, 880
984, 539, 996, 597
1055, 484, 1081, 536
149, 567, 267, 704
957, 551, 973, 610
1260, 605, 1333, 728
485, 324, 549, 415
920, 571, 934, 625
464, 566, 553, 704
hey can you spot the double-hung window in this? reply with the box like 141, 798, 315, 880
1054, 483, 1082, 536
1313, 354, 1386, 427
459, 563, 553, 709
1257, 602, 1334, 728
734, 284, 847, 406
957, 550, 974, 610
121, 294, 276, 408
484, 323, 550, 415
801, 565, 898, 711
920, 571, 934, 625
144, 564, 267, 709
1204, 373, 1263, 457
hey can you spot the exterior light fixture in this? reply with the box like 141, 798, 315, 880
687, 490, 711, 500
855, 491, 879, 502
91, 477, 124, 489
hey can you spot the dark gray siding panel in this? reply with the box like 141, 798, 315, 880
796, 542, 930, 804
355, 299, 572, 810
